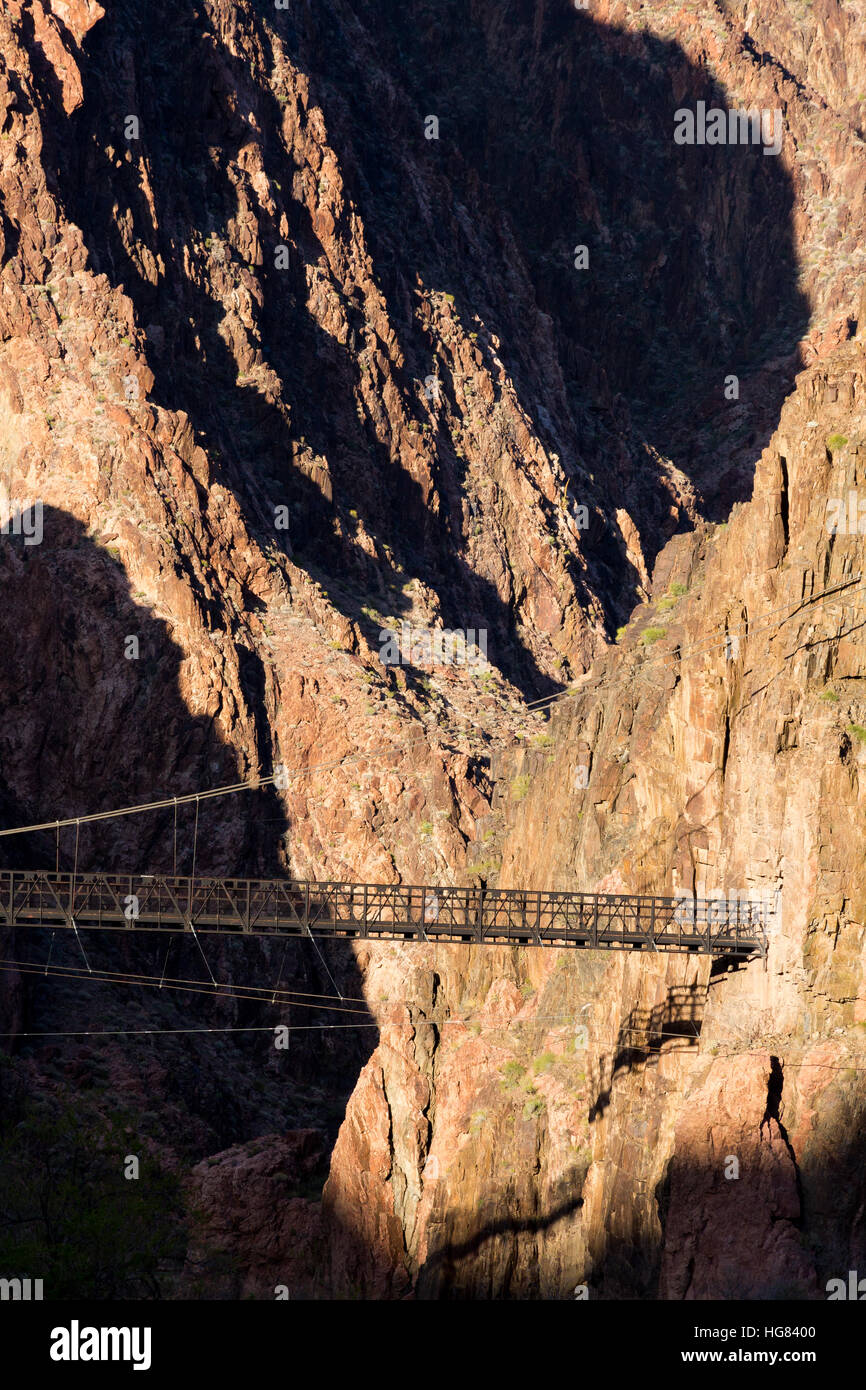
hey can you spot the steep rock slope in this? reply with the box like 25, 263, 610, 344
298, 335, 866, 1303
493, 339, 866, 1298
1, 0, 865, 1299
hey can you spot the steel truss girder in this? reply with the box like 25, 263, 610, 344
0, 871, 769, 958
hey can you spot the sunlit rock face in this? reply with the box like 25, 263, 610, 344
1, 0, 865, 1299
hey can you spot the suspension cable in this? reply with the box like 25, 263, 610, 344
1, 573, 863, 861
69, 818, 92, 974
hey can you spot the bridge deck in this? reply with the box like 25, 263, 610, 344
0, 871, 769, 957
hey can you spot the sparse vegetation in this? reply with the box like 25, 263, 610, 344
531, 1052, 556, 1075
500, 1060, 526, 1090
657, 582, 687, 613
827, 433, 849, 452
848, 723, 866, 745
819, 688, 839, 702
510, 774, 531, 801
467, 858, 500, 878
0, 1058, 186, 1298
492, 401, 516, 448
642, 626, 666, 645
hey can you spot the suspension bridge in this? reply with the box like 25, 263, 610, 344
0, 870, 771, 958
2, 568, 856, 968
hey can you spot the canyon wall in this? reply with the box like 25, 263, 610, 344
0, 0, 865, 1298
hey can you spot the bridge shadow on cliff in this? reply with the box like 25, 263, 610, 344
0, 0, 826, 1301
405, 1059, 866, 1302
590, 983, 705, 1121
586, 1075, 866, 1302
0, 509, 376, 1294
415, 1183, 585, 1301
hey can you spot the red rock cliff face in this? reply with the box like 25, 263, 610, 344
493, 339, 866, 1298
314, 342, 866, 1302
1, 0, 865, 1298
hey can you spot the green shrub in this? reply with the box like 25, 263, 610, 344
531, 1052, 556, 1075
522, 1094, 546, 1119
511, 774, 531, 801
827, 433, 848, 452
467, 858, 500, 880
819, 688, 839, 702
615, 625, 627, 642
500, 1061, 526, 1090
668, 582, 688, 597
641, 626, 666, 645
848, 724, 866, 745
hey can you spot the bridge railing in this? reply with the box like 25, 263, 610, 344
0, 870, 770, 956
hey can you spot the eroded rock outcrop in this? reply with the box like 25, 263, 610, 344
1, 0, 866, 1301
